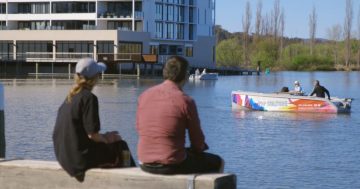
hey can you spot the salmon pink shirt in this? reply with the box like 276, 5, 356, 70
136, 80, 207, 165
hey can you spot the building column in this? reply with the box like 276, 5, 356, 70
93, 41, 97, 60
68, 64, 71, 79
35, 63, 39, 79
132, 0, 135, 31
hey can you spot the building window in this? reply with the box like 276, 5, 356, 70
97, 41, 114, 54
0, 4, 6, 14
166, 23, 174, 39
185, 47, 193, 57
52, 2, 95, 13
159, 45, 183, 55
52, 21, 95, 30
0, 21, 6, 30
16, 41, 53, 60
106, 2, 141, 18
189, 24, 194, 40
118, 42, 142, 54
156, 3, 163, 20
55, 41, 93, 59
18, 3, 50, 14
0, 41, 14, 60
189, 7, 194, 23
150, 45, 158, 55
176, 24, 184, 39
108, 21, 131, 30
156, 22, 163, 38
18, 21, 50, 30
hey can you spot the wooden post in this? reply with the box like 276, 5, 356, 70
137, 64, 140, 78
0, 83, 5, 158
68, 64, 71, 80
35, 63, 39, 79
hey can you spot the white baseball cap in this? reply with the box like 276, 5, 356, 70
294, 81, 300, 85
75, 58, 106, 78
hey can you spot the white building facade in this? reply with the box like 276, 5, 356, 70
0, 0, 216, 75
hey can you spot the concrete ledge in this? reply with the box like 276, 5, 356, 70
0, 160, 236, 189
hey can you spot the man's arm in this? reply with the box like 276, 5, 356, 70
185, 98, 208, 153
324, 87, 331, 100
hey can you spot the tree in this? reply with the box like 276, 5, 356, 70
279, 9, 285, 58
242, 1, 251, 66
327, 24, 342, 66
344, 0, 353, 67
216, 38, 243, 67
309, 6, 317, 56
272, 0, 281, 41
255, 0, 262, 41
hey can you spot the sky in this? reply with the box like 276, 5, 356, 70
216, 0, 360, 39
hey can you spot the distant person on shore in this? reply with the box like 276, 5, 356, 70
53, 58, 135, 182
136, 56, 224, 174
310, 80, 331, 100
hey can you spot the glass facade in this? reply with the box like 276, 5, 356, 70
0, 41, 13, 60
154, 2, 186, 40
159, 45, 183, 55
52, 2, 95, 13
185, 46, 193, 57
52, 21, 95, 30
106, 2, 141, 18
18, 21, 50, 30
16, 41, 52, 60
0, 3, 6, 14
18, 3, 50, 14
97, 41, 114, 54
118, 42, 142, 54
0, 21, 6, 30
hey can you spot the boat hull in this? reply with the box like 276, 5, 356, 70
231, 91, 352, 113
189, 73, 218, 80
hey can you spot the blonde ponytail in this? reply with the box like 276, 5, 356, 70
67, 74, 98, 103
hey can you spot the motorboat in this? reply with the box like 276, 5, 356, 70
231, 90, 352, 113
189, 73, 218, 80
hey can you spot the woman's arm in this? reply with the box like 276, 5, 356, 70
88, 131, 122, 144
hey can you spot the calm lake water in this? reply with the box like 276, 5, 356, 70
3, 71, 360, 189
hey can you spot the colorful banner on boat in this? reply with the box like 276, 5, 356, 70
232, 92, 337, 113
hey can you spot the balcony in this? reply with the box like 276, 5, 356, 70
98, 11, 143, 19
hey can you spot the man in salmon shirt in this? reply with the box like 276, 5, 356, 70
136, 56, 224, 174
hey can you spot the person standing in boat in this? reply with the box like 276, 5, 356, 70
136, 56, 224, 174
53, 58, 136, 182
310, 80, 331, 100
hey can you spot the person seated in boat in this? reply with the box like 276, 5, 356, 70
136, 56, 224, 175
290, 81, 304, 95
310, 80, 331, 100
280, 86, 289, 93
195, 68, 200, 76
202, 68, 207, 74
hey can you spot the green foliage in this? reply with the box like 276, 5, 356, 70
289, 55, 334, 71
216, 38, 243, 67
215, 25, 360, 71
251, 40, 279, 69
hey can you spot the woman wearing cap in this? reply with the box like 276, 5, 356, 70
53, 58, 135, 182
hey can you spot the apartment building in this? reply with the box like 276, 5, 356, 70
0, 0, 216, 76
